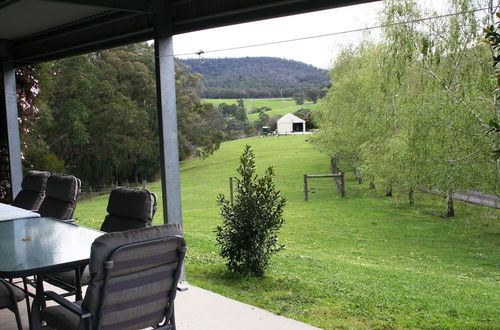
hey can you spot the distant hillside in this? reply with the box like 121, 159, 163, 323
181, 57, 330, 99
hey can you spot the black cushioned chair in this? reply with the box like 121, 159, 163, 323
11, 170, 50, 211
32, 224, 185, 330
0, 278, 27, 330
44, 187, 158, 296
37, 173, 81, 220
100, 186, 158, 233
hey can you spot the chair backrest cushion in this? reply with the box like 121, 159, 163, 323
12, 171, 50, 210
83, 224, 184, 330
11, 190, 44, 211
100, 214, 150, 233
37, 198, 76, 220
45, 174, 80, 202
21, 171, 50, 192
100, 187, 157, 233
37, 174, 80, 220
107, 187, 156, 221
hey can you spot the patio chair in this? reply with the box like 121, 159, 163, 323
37, 173, 81, 220
44, 186, 158, 297
11, 170, 50, 211
31, 224, 186, 330
0, 278, 27, 330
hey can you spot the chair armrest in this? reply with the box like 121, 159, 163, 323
47, 216, 76, 224
31, 291, 91, 330
43, 291, 91, 317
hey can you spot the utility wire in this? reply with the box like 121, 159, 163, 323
171, 5, 492, 58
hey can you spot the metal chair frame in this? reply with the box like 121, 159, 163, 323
0, 278, 27, 330
31, 235, 186, 330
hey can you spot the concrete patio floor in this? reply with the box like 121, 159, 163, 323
0, 282, 320, 330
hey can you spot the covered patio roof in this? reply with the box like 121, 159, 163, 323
0, 0, 376, 65
1, 0, 375, 225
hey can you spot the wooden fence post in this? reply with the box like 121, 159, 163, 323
304, 174, 308, 201
330, 156, 339, 184
142, 180, 147, 189
89, 186, 93, 199
229, 177, 234, 205
339, 172, 345, 197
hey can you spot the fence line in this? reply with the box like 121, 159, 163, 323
79, 180, 148, 200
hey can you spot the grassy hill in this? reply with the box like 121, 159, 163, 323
204, 98, 320, 121
74, 136, 499, 329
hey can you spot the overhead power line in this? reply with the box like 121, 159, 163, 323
172, 5, 492, 58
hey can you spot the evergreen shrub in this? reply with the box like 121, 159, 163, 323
216, 145, 286, 277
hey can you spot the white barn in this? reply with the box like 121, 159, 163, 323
277, 113, 306, 135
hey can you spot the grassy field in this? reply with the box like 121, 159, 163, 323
74, 136, 499, 329
204, 98, 319, 121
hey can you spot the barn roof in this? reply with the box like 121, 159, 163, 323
277, 113, 305, 123
0, 0, 377, 66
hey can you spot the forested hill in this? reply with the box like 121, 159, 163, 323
181, 57, 330, 98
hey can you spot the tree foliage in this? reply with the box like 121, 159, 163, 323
182, 57, 330, 98
22, 43, 224, 185
483, 11, 500, 160
312, 0, 498, 216
216, 145, 286, 277
217, 101, 252, 140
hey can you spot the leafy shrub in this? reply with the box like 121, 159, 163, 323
216, 145, 286, 277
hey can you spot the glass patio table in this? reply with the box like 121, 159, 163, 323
0, 217, 103, 301
0, 202, 40, 220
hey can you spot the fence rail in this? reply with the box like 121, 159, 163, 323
304, 173, 345, 201
79, 181, 148, 200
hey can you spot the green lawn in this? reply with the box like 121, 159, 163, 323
74, 136, 500, 329
204, 98, 319, 121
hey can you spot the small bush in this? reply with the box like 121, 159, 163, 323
216, 145, 286, 277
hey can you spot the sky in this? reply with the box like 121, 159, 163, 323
172, 0, 452, 69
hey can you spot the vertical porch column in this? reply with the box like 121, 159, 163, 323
0, 41, 22, 199
154, 3, 182, 226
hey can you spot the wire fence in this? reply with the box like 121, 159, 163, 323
79, 180, 148, 200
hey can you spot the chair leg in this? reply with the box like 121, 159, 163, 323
23, 278, 31, 312
30, 293, 43, 330
171, 305, 176, 330
35, 276, 47, 309
10, 302, 23, 330
74, 267, 83, 301
23, 279, 31, 329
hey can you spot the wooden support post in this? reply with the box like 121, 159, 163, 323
229, 177, 234, 205
89, 186, 93, 198
304, 174, 308, 201
142, 180, 147, 189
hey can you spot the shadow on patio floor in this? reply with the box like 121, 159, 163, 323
0, 282, 320, 330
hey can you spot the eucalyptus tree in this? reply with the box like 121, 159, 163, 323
22, 43, 225, 186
